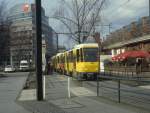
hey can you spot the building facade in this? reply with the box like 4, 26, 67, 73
0, 23, 10, 67
103, 16, 150, 56
8, 3, 58, 67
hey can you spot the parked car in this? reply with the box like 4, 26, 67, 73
4, 65, 15, 73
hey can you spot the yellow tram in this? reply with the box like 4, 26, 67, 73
51, 43, 99, 80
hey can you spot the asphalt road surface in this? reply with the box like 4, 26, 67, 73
0, 72, 31, 113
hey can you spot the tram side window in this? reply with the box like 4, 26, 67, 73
65, 54, 67, 63
60, 56, 62, 63
76, 49, 79, 62
61, 56, 63, 63
80, 48, 83, 62
57, 57, 59, 63
68, 53, 71, 62
63, 56, 65, 63
68, 51, 73, 62
67, 55, 69, 63
71, 51, 73, 62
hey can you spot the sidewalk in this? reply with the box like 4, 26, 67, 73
44, 74, 149, 113
18, 73, 150, 113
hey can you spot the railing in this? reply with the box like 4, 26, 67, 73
94, 69, 150, 110
99, 68, 150, 81
105, 65, 150, 72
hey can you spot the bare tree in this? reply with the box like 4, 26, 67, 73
53, 0, 107, 44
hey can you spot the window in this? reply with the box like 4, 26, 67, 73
76, 49, 79, 62
80, 48, 83, 62
83, 48, 98, 62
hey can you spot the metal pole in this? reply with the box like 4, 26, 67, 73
149, 0, 150, 18
97, 75, 99, 96
109, 24, 111, 34
43, 75, 46, 99
68, 77, 71, 98
118, 80, 121, 103
94, 33, 101, 97
93, 13, 95, 34
108, 23, 112, 34
97, 44, 100, 96
35, 0, 43, 101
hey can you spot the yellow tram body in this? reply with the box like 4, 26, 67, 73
55, 53, 62, 72
51, 56, 56, 71
71, 43, 99, 79
51, 43, 99, 80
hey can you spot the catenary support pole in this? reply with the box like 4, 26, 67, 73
93, 33, 101, 97
35, 0, 43, 101
97, 44, 100, 96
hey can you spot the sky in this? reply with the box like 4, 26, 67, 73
2, 0, 149, 47
103, 0, 148, 31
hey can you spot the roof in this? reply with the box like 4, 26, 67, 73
104, 35, 150, 49
112, 50, 150, 61
56, 53, 62, 57
74, 43, 98, 49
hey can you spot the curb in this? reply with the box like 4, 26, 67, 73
15, 72, 31, 101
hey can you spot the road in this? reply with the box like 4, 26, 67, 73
0, 72, 31, 113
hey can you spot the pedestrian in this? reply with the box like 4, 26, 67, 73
46, 63, 50, 75
50, 62, 53, 74
136, 58, 141, 75
48, 62, 53, 75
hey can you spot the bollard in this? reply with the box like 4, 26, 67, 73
43, 75, 46, 99
97, 74, 99, 96
68, 77, 71, 98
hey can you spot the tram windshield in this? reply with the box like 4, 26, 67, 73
83, 48, 98, 62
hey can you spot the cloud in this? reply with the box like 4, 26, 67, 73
5, 0, 149, 45
101, 0, 148, 36
104, 0, 148, 24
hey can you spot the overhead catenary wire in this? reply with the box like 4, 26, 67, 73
98, 0, 131, 37
107, 0, 131, 18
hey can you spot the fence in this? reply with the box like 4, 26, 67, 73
105, 65, 150, 74
95, 70, 150, 110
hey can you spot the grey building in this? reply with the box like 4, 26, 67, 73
0, 23, 10, 67
8, 3, 58, 67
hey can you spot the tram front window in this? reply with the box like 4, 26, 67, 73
83, 48, 98, 62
